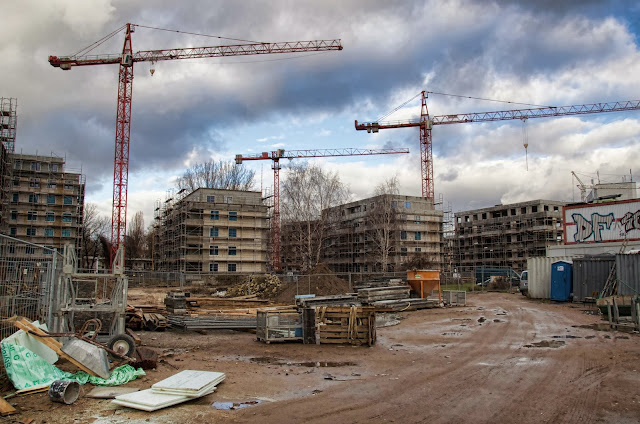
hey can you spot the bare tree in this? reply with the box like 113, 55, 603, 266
366, 176, 401, 272
80, 204, 110, 270
280, 162, 349, 271
126, 211, 148, 259
176, 159, 255, 193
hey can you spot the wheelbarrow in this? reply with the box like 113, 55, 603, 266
13, 317, 135, 379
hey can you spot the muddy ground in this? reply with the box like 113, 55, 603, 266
5, 292, 640, 424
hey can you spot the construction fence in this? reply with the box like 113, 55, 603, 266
0, 234, 60, 339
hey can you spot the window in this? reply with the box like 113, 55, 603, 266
47, 194, 56, 204
228, 263, 237, 272
210, 246, 219, 256
25, 246, 35, 255
225, 196, 233, 203
30, 162, 41, 171
391, 201, 398, 208
51, 163, 59, 172
210, 211, 219, 220
28, 194, 38, 203
229, 211, 237, 221
415, 232, 421, 241
12, 178, 19, 186
532, 206, 538, 213
62, 229, 71, 238
48, 181, 57, 189
229, 228, 237, 238
209, 263, 219, 272
43, 246, 54, 255
10, 227, 16, 236
354, 236, 360, 242
210, 227, 219, 237
12, 193, 18, 203
404, 201, 411, 209
415, 247, 422, 252
62, 213, 72, 223
206, 195, 215, 203
63, 196, 73, 205
10, 211, 17, 220
521, 207, 527, 214
229, 246, 237, 256
27, 228, 36, 236
29, 178, 40, 188
400, 247, 408, 257
400, 231, 407, 240
414, 215, 420, 224
27, 211, 37, 221
44, 228, 54, 237
46, 212, 54, 222
13, 160, 22, 170
64, 183, 74, 190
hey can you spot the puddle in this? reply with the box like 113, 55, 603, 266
615, 336, 630, 340
478, 317, 486, 323
212, 400, 262, 410
585, 335, 596, 339
552, 335, 581, 339
524, 340, 565, 348
493, 319, 502, 323
250, 357, 356, 367
573, 323, 611, 331
442, 332, 462, 336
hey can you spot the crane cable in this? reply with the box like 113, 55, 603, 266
72, 24, 127, 57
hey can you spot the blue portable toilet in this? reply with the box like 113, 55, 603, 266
550, 260, 573, 301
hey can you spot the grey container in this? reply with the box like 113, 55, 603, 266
572, 255, 615, 302
616, 254, 640, 295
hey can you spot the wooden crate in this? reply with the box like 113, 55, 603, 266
315, 306, 376, 346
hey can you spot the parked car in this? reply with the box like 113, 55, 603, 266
519, 270, 528, 295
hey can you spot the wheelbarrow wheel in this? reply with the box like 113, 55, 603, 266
107, 334, 136, 357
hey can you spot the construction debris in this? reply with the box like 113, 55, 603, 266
164, 291, 188, 315
226, 274, 282, 299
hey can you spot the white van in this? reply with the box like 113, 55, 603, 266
519, 270, 528, 295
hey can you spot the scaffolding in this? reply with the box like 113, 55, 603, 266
153, 188, 269, 274
0, 98, 17, 232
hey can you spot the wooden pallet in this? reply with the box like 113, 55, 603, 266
315, 306, 376, 346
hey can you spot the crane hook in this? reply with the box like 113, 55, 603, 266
150, 61, 156, 76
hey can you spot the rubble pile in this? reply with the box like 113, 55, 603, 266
225, 274, 282, 299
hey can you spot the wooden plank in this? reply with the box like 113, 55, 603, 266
0, 397, 16, 416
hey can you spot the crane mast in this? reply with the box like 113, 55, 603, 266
356, 92, 640, 202
49, 23, 343, 267
235, 147, 410, 270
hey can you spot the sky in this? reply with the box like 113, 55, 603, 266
2, 0, 639, 229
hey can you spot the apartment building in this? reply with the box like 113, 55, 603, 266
153, 188, 269, 273
453, 199, 566, 274
6, 153, 85, 256
321, 194, 444, 273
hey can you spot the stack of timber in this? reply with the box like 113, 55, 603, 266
315, 306, 376, 346
357, 286, 410, 303
353, 278, 404, 290
296, 294, 359, 308
126, 306, 168, 331
168, 313, 257, 330
186, 296, 270, 310
371, 298, 439, 312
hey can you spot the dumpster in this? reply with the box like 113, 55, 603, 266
407, 270, 440, 301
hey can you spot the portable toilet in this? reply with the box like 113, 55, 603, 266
550, 260, 573, 301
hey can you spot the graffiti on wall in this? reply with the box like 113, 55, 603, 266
564, 201, 640, 244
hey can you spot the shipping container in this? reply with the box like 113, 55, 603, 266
616, 254, 640, 296
572, 255, 615, 302
527, 256, 574, 299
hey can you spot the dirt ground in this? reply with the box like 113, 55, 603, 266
5, 292, 640, 424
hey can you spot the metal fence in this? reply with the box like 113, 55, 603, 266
0, 234, 60, 339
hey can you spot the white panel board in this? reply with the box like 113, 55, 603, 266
564, 200, 640, 245
112, 387, 216, 412
151, 370, 225, 397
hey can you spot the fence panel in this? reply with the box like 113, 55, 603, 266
0, 234, 60, 339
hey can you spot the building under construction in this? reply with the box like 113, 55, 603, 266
153, 188, 269, 273
0, 98, 17, 232
452, 199, 567, 274
7, 153, 85, 256
321, 194, 444, 273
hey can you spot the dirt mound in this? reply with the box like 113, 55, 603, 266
225, 274, 282, 299
271, 263, 351, 304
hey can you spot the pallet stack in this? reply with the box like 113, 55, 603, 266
315, 306, 376, 346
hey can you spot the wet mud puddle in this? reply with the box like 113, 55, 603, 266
250, 357, 357, 367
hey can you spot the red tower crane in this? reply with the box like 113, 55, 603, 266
355, 91, 640, 201
49, 23, 343, 265
235, 147, 410, 270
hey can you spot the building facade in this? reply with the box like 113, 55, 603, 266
321, 194, 444, 273
153, 188, 269, 273
6, 153, 85, 256
453, 199, 567, 274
